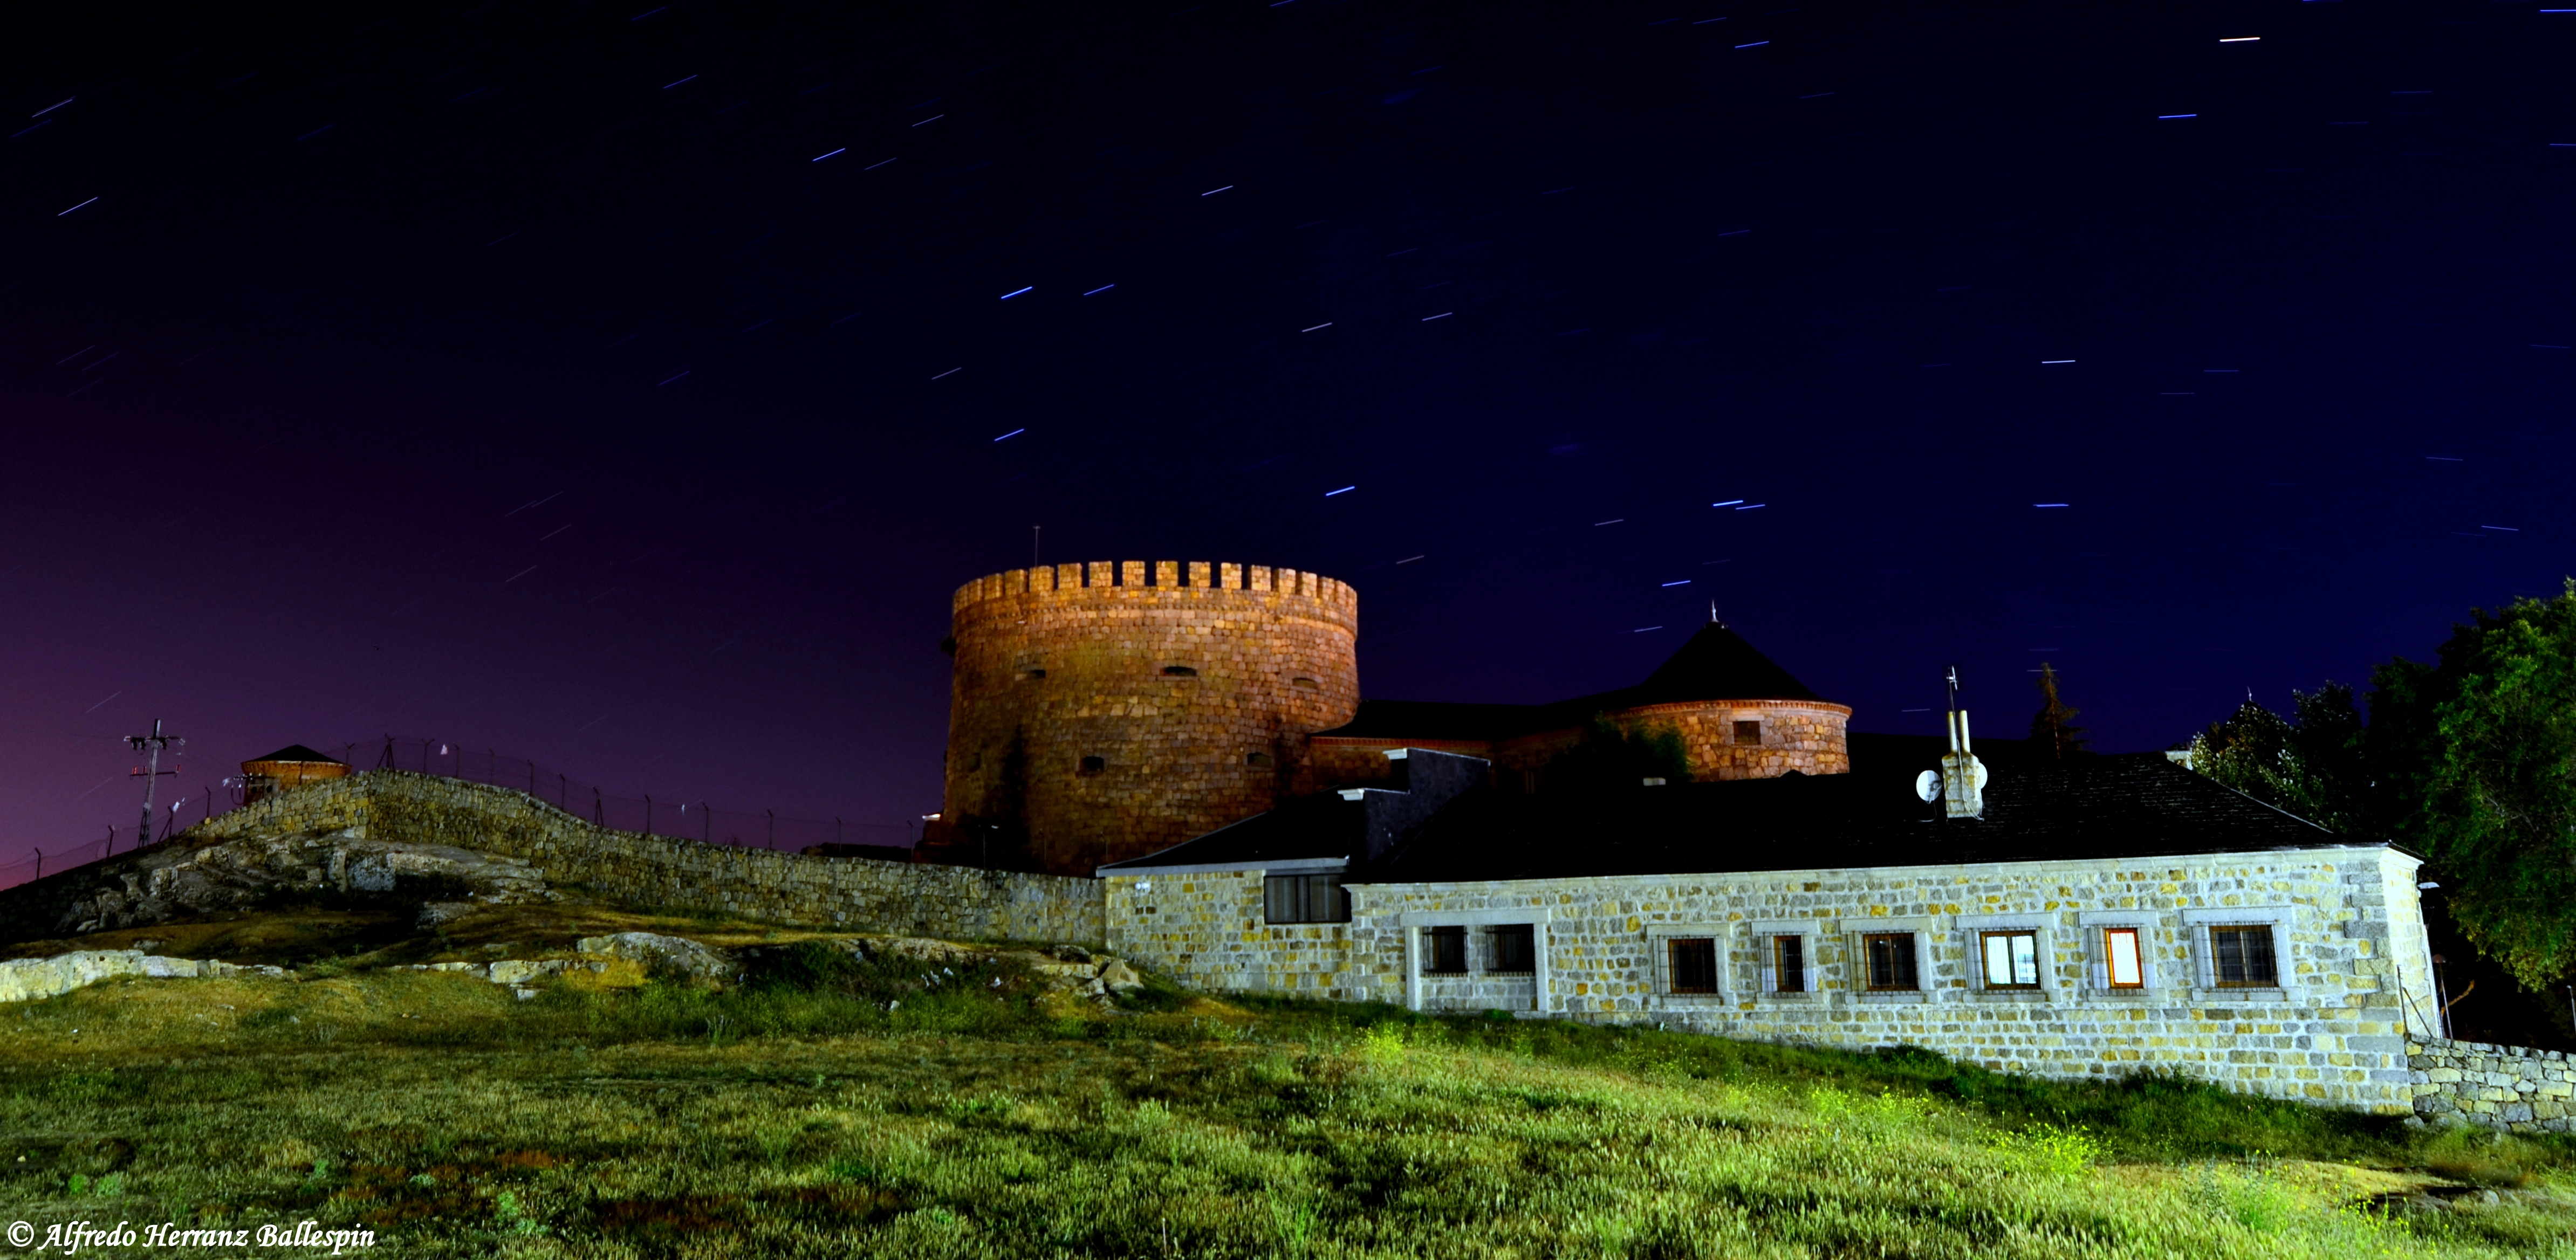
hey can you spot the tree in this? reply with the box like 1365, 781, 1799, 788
2186, 684, 2368, 835
1540, 714, 1693, 792
2369, 580, 2576, 988
2028, 662, 2089, 759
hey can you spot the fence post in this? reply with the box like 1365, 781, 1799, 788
529, 759, 536, 795
702, 803, 710, 845
593, 786, 602, 825
836, 817, 843, 846
31, 849, 38, 880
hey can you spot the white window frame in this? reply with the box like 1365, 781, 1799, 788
2177, 906, 2297, 996
1745, 919, 1822, 998
1644, 922, 1735, 1006
1846, 918, 1936, 1001
2075, 911, 2164, 994
1954, 913, 2053, 998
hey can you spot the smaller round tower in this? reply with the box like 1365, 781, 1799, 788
941, 560, 1359, 874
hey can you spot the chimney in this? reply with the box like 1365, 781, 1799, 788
1942, 708, 1989, 819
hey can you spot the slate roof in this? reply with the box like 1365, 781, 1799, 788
1359, 753, 2358, 885
245, 744, 344, 765
1098, 741, 2373, 880
1313, 623, 1830, 744
1098, 791, 1366, 873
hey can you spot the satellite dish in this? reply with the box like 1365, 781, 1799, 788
1914, 770, 1940, 803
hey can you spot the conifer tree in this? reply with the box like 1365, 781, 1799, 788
2028, 662, 2088, 759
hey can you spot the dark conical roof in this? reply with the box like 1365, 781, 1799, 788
245, 744, 344, 765
1619, 622, 1824, 705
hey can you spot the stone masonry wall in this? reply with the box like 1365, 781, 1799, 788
1304, 699, 1852, 796
2409, 1039, 2576, 1133
1, 772, 1102, 946
1106, 844, 2435, 1113
946, 561, 1360, 874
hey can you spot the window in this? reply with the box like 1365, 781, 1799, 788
1979, 930, 2041, 990
1864, 933, 1919, 991
1732, 720, 1763, 746
2209, 925, 2278, 988
1162, 664, 1198, 677
1291, 676, 1319, 689
1424, 926, 1467, 975
1669, 938, 1719, 994
2104, 927, 2145, 989
1078, 755, 1105, 775
1246, 752, 1273, 768
1492, 925, 1536, 974
1771, 935, 1806, 993
1264, 873, 1348, 924
1020, 667, 1046, 679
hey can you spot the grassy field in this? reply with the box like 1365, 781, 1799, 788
3, 924, 2574, 1257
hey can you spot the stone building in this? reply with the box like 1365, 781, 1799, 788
935, 559, 1851, 875
1098, 726, 2441, 1115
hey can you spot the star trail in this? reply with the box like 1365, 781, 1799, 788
3, 0, 2574, 866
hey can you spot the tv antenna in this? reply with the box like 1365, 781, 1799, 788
127, 718, 183, 848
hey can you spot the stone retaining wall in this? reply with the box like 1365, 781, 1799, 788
2408, 1037, 2576, 1133
1, 771, 1102, 946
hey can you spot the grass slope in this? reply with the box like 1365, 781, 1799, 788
2, 925, 2572, 1257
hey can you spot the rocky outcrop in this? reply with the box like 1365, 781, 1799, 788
0, 950, 288, 1004
575, 932, 738, 982
38, 827, 557, 937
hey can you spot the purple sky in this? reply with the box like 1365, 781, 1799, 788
6, 1, 2573, 875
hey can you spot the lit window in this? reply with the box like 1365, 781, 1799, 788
1263, 873, 1347, 924
1292, 676, 1320, 689
1980, 930, 2041, 989
1771, 935, 1806, 992
1669, 938, 1718, 994
1732, 720, 1762, 745
2210, 925, 2278, 988
1425, 926, 1467, 974
2105, 927, 2145, 989
1864, 933, 1918, 991
1492, 925, 1536, 974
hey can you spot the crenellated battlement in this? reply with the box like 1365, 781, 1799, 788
953, 562, 1356, 617
942, 557, 1361, 874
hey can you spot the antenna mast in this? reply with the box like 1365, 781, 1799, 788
127, 718, 183, 848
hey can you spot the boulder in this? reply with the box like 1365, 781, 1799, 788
575, 932, 736, 982
0, 950, 286, 1004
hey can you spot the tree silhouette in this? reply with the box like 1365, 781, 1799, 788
2028, 662, 2089, 759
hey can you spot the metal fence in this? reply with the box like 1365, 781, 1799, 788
0, 735, 919, 893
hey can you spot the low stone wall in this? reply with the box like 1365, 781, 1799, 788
2, 771, 1102, 947
2409, 1037, 2576, 1133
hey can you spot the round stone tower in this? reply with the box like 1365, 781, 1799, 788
941, 560, 1359, 875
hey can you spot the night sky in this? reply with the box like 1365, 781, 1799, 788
6, 1, 2573, 870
